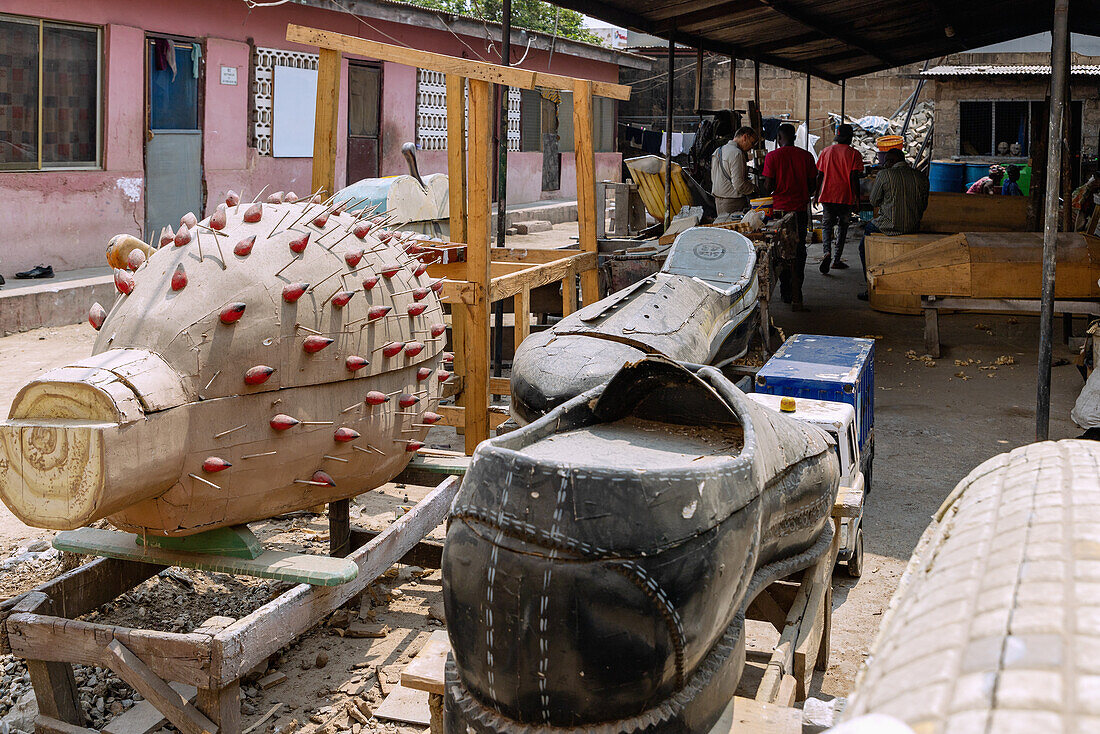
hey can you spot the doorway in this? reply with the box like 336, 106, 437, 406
346, 63, 381, 184
145, 35, 203, 241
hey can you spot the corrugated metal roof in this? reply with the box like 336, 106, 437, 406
921, 64, 1100, 77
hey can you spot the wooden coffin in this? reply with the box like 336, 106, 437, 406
868, 232, 1100, 299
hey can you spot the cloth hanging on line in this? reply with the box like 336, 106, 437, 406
642, 130, 663, 155
659, 132, 684, 156
191, 43, 202, 79
626, 126, 644, 147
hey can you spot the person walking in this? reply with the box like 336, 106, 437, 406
762, 123, 817, 310
815, 124, 865, 274
711, 126, 759, 216
857, 148, 929, 300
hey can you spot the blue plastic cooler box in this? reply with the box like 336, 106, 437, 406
754, 334, 875, 456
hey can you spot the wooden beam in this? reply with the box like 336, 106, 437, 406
728, 55, 736, 109
310, 48, 342, 199
693, 48, 704, 110
572, 80, 600, 306
755, 1, 900, 67
27, 660, 82, 726
514, 287, 530, 351
103, 640, 218, 734
435, 405, 509, 430
446, 75, 467, 245
195, 684, 238, 734
286, 24, 631, 101
653, 0, 759, 32
489, 252, 596, 301
464, 78, 493, 455
34, 716, 99, 734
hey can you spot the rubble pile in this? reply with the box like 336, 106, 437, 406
831, 101, 933, 163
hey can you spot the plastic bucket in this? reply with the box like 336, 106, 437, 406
929, 160, 966, 193
876, 135, 904, 151
750, 197, 774, 217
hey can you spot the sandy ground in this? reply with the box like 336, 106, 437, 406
0, 220, 1085, 727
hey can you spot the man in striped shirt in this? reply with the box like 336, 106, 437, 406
858, 148, 929, 300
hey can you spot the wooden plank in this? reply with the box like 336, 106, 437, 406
435, 405, 508, 430
514, 287, 531, 351
572, 79, 600, 306
401, 629, 450, 695
211, 477, 460, 684
286, 25, 631, 101
103, 640, 218, 734
489, 376, 510, 395
374, 684, 430, 726
446, 75, 467, 245
489, 246, 580, 264
31, 557, 163, 620
562, 266, 577, 317
102, 683, 197, 734
463, 77, 493, 456
746, 590, 787, 632
488, 252, 595, 302
832, 487, 863, 518
195, 682, 239, 734
727, 696, 800, 733
35, 715, 98, 734
6, 615, 214, 688
921, 191, 1029, 233
27, 660, 82, 725
310, 48, 342, 199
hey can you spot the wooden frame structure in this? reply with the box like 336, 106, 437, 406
0, 478, 460, 734
289, 24, 630, 455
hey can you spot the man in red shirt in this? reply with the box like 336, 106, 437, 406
814, 124, 865, 274
762, 123, 817, 310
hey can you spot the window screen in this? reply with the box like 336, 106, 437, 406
959, 101, 992, 156
520, 88, 541, 152
558, 92, 574, 153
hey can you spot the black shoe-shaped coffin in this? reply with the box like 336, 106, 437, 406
510, 227, 759, 425
443, 358, 839, 732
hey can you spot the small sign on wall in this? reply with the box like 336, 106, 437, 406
220, 66, 238, 85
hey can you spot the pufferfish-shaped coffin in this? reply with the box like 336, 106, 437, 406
0, 194, 447, 536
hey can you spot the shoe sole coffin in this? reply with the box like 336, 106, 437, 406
443, 359, 839, 730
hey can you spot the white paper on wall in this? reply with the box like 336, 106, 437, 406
273, 65, 318, 158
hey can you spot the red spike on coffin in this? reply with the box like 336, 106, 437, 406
332, 291, 355, 308
289, 232, 310, 253
171, 265, 188, 291
404, 341, 425, 357
312, 211, 330, 228
234, 235, 256, 257
367, 306, 391, 321
225, 190, 241, 207
210, 204, 227, 231
159, 229, 174, 247
126, 249, 146, 271
282, 282, 310, 303
398, 394, 420, 408
405, 441, 425, 452
443, 352, 454, 363
421, 411, 442, 424
181, 212, 198, 229
429, 280, 444, 293
364, 391, 389, 405
303, 336, 334, 354
362, 276, 380, 291
380, 266, 401, 279
379, 231, 395, 244
413, 263, 429, 277
270, 414, 300, 430
353, 222, 372, 239
174, 226, 192, 247
244, 365, 275, 385
267, 191, 285, 204
412, 288, 430, 301
437, 370, 452, 383
346, 356, 369, 372
334, 427, 360, 442
219, 302, 247, 324
344, 249, 363, 267
417, 367, 433, 382
404, 243, 423, 255
332, 200, 348, 215
382, 342, 404, 358
430, 323, 447, 338
114, 270, 134, 295
407, 303, 428, 317
312, 470, 336, 486
202, 457, 232, 473
88, 302, 107, 330
243, 203, 263, 223
285, 191, 299, 203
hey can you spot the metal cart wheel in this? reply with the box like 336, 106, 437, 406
846, 525, 864, 578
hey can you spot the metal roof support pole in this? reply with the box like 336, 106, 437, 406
1037, 0, 1070, 441
694, 48, 704, 113
664, 36, 674, 230
754, 61, 760, 111
804, 73, 812, 151
840, 79, 846, 122
728, 55, 736, 110
492, 0, 511, 378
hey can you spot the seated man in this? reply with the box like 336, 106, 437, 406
858, 148, 930, 300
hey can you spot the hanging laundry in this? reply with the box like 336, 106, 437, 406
191, 43, 203, 79
626, 125, 644, 147
642, 130, 662, 155
671, 132, 684, 156
682, 132, 696, 151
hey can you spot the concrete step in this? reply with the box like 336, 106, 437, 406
0, 267, 114, 336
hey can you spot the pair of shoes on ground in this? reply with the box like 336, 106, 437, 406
15, 265, 53, 279
819, 258, 850, 275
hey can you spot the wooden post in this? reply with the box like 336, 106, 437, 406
310, 48, 342, 198
1037, 0, 1070, 441
804, 73, 811, 151
573, 79, 599, 305
754, 60, 760, 112
694, 48, 704, 112
328, 499, 350, 558
840, 79, 846, 121
446, 75, 468, 244
728, 55, 736, 110
664, 37, 675, 230
561, 268, 577, 316
196, 683, 239, 734
27, 660, 82, 726
464, 78, 493, 455
513, 288, 530, 352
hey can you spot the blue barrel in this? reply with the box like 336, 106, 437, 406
965, 163, 992, 190
929, 161, 966, 193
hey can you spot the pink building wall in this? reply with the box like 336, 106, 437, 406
0, 0, 623, 274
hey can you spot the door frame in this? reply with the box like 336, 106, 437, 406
346, 60, 383, 183
144, 32, 206, 233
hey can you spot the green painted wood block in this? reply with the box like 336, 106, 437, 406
137, 525, 264, 559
